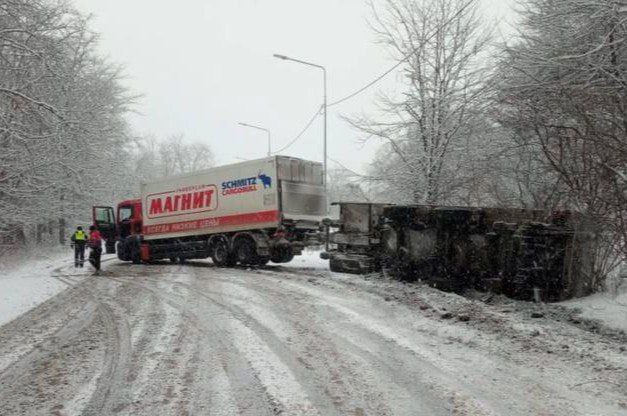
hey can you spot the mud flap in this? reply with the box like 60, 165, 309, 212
140, 244, 151, 262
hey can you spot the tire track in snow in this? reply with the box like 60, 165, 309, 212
0, 290, 106, 416
107, 262, 627, 415
186, 269, 330, 416
141, 267, 441, 415
168, 280, 319, 415
200, 276, 403, 416
0, 263, 127, 416
0, 301, 97, 397
0, 288, 91, 373
266, 276, 622, 416
192, 268, 502, 415
185, 269, 446, 416
79, 279, 133, 416
101, 273, 276, 416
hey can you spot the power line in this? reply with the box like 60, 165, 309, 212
271, 0, 478, 156
327, 61, 405, 107
328, 156, 368, 178
272, 105, 322, 154
327, 0, 477, 107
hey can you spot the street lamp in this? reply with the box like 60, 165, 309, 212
273, 53, 327, 194
237, 122, 271, 157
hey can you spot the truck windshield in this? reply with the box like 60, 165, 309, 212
119, 206, 132, 221
95, 207, 114, 224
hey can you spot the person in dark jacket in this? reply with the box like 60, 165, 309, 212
70, 226, 87, 268
88, 225, 103, 274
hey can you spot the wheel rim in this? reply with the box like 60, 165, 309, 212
237, 241, 254, 263
214, 243, 228, 263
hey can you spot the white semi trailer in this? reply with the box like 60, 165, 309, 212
93, 156, 326, 265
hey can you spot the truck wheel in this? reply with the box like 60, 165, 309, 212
282, 251, 295, 263
234, 237, 256, 265
169, 257, 178, 264
211, 239, 235, 267
117, 242, 129, 261
329, 258, 345, 273
126, 240, 141, 264
256, 256, 270, 267
270, 247, 294, 264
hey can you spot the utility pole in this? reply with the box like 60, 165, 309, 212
273, 54, 327, 196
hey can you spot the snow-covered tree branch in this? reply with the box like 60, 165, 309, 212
0, 0, 138, 248
494, 0, 627, 264
351, 0, 494, 205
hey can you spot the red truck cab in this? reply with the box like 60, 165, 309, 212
93, 199, 143, 261
117, 199, 143, 239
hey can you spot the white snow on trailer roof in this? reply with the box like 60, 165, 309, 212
139, 155, 322, 186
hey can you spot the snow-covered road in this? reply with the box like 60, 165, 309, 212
0, 257, 625, 416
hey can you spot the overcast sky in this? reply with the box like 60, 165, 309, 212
72, 0, 517, 173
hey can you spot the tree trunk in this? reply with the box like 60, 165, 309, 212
36, 223, 44, 244
58, 218, 66, 245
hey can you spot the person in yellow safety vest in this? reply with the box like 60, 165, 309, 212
70, 226, 87, 268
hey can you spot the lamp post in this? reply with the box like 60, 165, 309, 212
273, 53, 327, 194
237, 122, 271, 157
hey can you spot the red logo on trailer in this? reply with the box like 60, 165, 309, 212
146, 184, 218, 219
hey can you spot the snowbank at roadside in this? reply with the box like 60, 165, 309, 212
561, 283, 627, 333
0, 247, 78, 326
288, 248, 627, 335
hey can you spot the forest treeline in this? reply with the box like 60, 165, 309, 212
0, 0, 212, 252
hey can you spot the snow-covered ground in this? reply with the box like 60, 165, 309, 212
0, 248, 77, 326
0, 250, 625, 415
561, 283, 627, 332
281, 248, 328, 270
296, 249, 627, 334
0, 247, 324, 331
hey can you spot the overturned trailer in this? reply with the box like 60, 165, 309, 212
322, 202, 391, 274
323, 203, 596, 302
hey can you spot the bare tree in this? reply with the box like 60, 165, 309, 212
132, 134, 215, 181
350, 0, 493, 204
494, 0, 627, 266
0, 0, 137, 248
491, 0, 627, 289
158, 134, 215, 177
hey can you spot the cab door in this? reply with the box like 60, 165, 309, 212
92, 206, 116, 254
